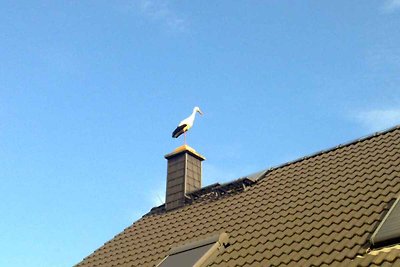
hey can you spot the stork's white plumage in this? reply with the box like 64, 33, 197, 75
172, 106, 203, 141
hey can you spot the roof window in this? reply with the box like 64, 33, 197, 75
156, 233, 230, 267
371, 196, 400, 248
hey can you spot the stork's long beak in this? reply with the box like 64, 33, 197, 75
198, 109, 203, 115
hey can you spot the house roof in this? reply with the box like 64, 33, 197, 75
76, 126, 400, 267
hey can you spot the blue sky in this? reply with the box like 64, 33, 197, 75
1, 1, 400, 266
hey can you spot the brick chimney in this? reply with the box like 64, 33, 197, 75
164, 145, 205, 211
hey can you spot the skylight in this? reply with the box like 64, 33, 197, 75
371, 196, 400, 247
157, 233, 229, 267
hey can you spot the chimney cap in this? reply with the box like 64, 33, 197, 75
164, 145, 206, 161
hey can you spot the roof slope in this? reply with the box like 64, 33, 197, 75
76, 127, 400, 267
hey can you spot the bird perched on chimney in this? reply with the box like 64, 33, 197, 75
172, 106, 203, 144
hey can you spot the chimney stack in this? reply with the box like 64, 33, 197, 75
164, 145, 205, 211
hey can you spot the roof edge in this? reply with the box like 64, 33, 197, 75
258, 124, 400, 181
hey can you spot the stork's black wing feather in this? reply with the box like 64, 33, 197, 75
172, 124, 186, 138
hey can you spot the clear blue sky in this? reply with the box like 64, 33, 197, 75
1, 1, 400, 266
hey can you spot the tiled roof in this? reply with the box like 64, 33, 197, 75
76, 126, 400, 267
345, 247, 400, 267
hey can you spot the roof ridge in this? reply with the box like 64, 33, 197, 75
257, 124, 400, 180
145, 124, 400, 217
145, 178, 257, 216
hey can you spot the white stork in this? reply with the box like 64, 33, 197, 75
172, 106, 203, 143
